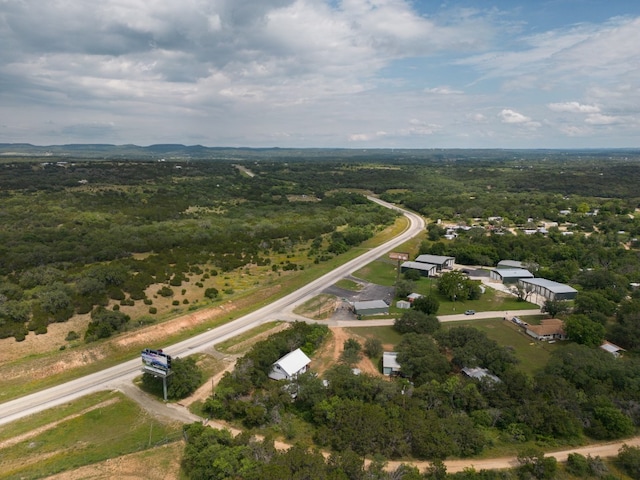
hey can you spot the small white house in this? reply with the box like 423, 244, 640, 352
268, 348, 311, 381
382, 352, 401, 376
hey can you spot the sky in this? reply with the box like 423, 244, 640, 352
1, 0, 639, 149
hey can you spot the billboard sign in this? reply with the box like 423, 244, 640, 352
141, 348, 172, 374
389, 252, 409, 261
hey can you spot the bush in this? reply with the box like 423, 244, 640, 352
618, 445, 640, 479
149, 307, 157, 314
172, 300, 180, 306
364, 338, 383, 358
157, 286, 174, 297
204, 287, 219, 300
65, 331, 80, 341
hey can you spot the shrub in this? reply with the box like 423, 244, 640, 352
65, 331, 80, 341
149, 307, 157, 314
157, 286, 174, 297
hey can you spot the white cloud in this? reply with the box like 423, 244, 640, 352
0, 1, 638, 147
548, 102, 600, 113
499, 109, 540, 128
425, 86, 464, 95
585, 113, 619, 125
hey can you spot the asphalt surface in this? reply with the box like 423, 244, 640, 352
0, 197, 425, 427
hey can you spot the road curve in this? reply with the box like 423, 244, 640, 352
0, 197, 424, 427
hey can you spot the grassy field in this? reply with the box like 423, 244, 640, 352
293, 294, 339, 320
215, 321, 286, 355
334, 278, 362, 291
0, 391, 182, 479
441, 318, 559, 375
353, 259, 399, 286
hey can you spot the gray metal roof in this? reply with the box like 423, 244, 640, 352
353, 299, 389, 310
493, 268, 533, 278
383, 352, 401, 370
497, 260, 525, 269
273, 348, 311, 376
415, 254, 455, 265
401, 261, 436, 271
519, 277, 577, 293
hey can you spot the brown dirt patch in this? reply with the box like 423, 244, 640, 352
0, 314, 90, 365
313, 327, 382, 377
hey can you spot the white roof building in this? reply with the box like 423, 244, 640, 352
600, 341, 625, 358
462, 367, 501, 383
382, 352, 401, 376
268, 348, 311, 381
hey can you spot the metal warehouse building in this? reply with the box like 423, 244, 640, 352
517, 277, 578, 301
490, 268, 534, 284
353, 299, 389, 316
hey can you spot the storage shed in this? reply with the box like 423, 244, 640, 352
353, 299, 389, 316
396, 300, 411, 309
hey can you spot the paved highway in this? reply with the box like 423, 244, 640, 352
0, 197, 424, 427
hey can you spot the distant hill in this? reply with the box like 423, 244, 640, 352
0, 143, 638, 162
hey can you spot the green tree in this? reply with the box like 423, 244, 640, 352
516, 447, 557, 479
438, 271, 469, 301
395, 279, 416, 298
204, 287, 219, 300
564, 314, 606, 347
340, 338, 362, 365
394, 309, 440, 335
412, 295, 440, 315
588, 405, 634, 440
396, 333, 451, 385
541, 299, 570, 318
617, 444, 640, 479
364, 337, 383, 358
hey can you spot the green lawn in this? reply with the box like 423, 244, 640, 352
441, 318, 560, 375
0, 391, 182, 479
334, 278, 362, 291
353, 259, 398, 286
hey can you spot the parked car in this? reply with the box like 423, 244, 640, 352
464, 310, 476, 315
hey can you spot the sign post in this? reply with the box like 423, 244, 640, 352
389, 252, 409, 299
141, 349, 173, 401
